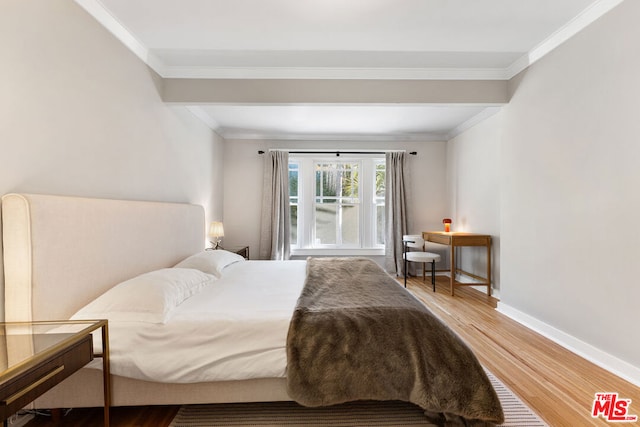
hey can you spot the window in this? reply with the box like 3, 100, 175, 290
374, 160, 386, 245
290, 155, 385, 254
289, 162, 299, 245
315, 161, 360, 246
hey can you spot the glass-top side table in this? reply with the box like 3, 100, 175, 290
0, 320, 110, 426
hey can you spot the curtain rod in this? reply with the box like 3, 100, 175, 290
258, 150, 417, 156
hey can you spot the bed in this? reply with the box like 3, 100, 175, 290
1, 193, 503, 425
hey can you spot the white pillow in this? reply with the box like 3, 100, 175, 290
71, 268, 216, 324
174, 250, 245, 277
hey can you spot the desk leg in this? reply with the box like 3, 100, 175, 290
486, 243, 492, 296
450, 244, 455, 296
101, 324, 111, 427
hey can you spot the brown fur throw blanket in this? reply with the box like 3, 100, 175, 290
286, 257, 504, 426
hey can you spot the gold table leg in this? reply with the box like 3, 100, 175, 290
101, 324, 111, 427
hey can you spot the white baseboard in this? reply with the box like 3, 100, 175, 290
496, 302, 640, 387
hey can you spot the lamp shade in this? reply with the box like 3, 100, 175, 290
209, 221, 224, 238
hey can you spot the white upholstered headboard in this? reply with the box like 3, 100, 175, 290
2, 193, 205, 322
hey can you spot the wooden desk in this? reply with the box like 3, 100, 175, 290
422, 232, 492, 296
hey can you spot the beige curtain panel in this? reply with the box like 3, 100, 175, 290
384, 151, 409, 274
259, 150, 291, 260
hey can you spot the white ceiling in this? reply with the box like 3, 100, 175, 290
77, 0, 622, 141
194, 105, 496, 141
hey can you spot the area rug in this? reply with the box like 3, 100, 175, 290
169, 370, 547, 427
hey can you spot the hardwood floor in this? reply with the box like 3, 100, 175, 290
21, 405, 179, 427
407, 276, 640, 427
24, 276, 639, 426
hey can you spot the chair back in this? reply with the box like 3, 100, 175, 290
403, 234, 425, 249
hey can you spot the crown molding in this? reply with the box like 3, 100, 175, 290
76, 0, 624, 141
161, 66, 509, 81
186, 104, 490, 142
185, 106, 220, 129
185, 106, 231, 141
447, 107, 503, 140
505, 0, 625, 78
77, 0, 624, 81
74, 0, 167, 75
221, 130, 447, 142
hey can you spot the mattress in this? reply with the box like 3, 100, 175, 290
76, 260, 306, 383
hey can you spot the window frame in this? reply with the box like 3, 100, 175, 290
290, 154, 385, 256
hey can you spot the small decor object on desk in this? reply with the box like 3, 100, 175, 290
209, 221, 224, 249
442, 218, 452, 232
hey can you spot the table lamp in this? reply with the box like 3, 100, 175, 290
209, 221, 224, 249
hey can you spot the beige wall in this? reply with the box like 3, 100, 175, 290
222, 139, 449, 264
447, 111, 503, 293
0, 0, 224, 319
448, 0, 640, 382
4, 0, 637, 385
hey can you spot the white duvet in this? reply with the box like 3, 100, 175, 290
83, 260, 306, 383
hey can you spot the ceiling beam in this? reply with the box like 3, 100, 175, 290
162, 79, 508, 105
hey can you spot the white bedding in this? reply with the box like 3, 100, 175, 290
78, 260, 307, 383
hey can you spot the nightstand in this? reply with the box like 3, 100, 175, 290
0, 320, 111, 426
223, 246, 250, 260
